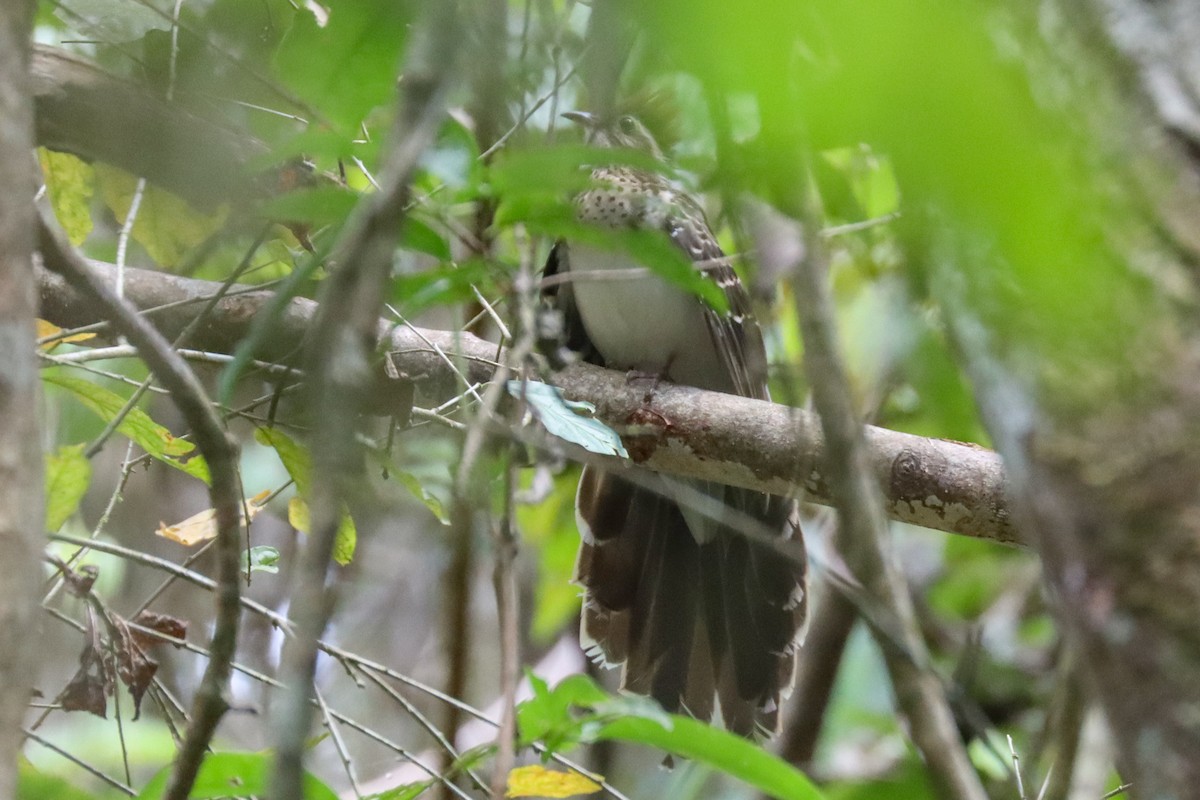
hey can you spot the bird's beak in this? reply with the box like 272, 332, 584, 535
561, 110, 598, 127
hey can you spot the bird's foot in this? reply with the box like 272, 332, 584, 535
624, 368, 664, 403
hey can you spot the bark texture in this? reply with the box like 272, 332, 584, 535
0, 2, 42, 796
36, 260, 1017, 545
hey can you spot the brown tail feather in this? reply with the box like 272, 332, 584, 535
574, 466, 806, 736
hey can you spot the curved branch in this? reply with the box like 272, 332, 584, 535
36, 217, 242, 800
37, 259, 1017, 545
31, 46, 265, 209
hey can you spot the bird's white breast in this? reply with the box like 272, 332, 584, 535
566, 242, 733, 393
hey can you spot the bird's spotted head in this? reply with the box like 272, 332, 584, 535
563, 111, 664, 161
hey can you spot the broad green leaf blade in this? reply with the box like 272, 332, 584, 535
595, 715, 824, 800
38, 149, 94, 246
516, 673, 611, 752
94, 163, 229, 269
257, 428, 356, 564
255, 427, 314, 493
45, 444, 92, 532
274, 1, 410, 131
390, 259, 493, 317
509, 380, 628, 458
331, 513, 356, 566
259, 185, 360, 226
516, 675, 824, 800
135, 751, 337, 799
19, 758, 98, 800
44, 374, 210, 483
400, 217, 452, 261
393, 470, 449, 524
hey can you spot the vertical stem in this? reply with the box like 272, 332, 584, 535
0, 2, 41, 797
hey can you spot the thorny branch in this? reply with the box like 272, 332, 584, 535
37, 259, 1017, 545
36, 215, 243, 800
268, 4, 462, 799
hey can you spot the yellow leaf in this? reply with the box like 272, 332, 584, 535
506, 765, 602, 798
285, 496, 356, 566
287, 496, 311, 532
39, 149, 95, 246
94, 164, 228, 268
36, 319, 97, 350
157, 490, 272, 546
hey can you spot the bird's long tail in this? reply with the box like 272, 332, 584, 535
574, 466, 807, 737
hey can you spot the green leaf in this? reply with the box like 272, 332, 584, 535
44, 374, 210, 483
259, 185, 360, 226
393, 470, 449, 524
367, 779, 436, 800
94, 163, 229, 269
45, 444, 92, 532
516, 673, 611, 752
274, 1, 410, 131
399, 217, 452, 261
135, 751, 338, 799
331, 513, 356, 566
516, 472, 584, 641
255, 427, 314, 493
244, 545, 281, 575
596, 715, 823, 800
18, 758, 99, 800
515, 675, 825, 800
390, 259, 493, 317
509, 380, 628, 458
256, 428, 357, 564
489, 145, 598, 202
39, 149, 94, 246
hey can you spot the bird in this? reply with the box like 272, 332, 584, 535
542, 110, 807, 737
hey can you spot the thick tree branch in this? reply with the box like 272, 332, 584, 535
31, 46, 265, 209
37, 260, 1016, 545
36, 218, 242, 800
0, 3, 41, 797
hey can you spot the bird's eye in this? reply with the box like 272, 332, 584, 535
618, 116, 638, 134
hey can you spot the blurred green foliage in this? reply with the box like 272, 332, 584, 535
29, 0, 1144, 795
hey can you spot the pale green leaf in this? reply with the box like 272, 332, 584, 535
38, 149, 94, 246
43, 374, 209, 483
95, 164, 228, 269
245, 545, 281, 575
509, 380, 627, 458
44, 444, 92, 532
260, 428, 356, 564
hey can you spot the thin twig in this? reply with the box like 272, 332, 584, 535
477, 61, 581, 161
783, 195, 988, 800
269, 4, 462, 797
1010, 734, 1027, 800
351, 664, 490, 795
45, 531, 630, 800
23, 729, 136, 796
37, 213, 243, 800
314, 687, 362, 799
